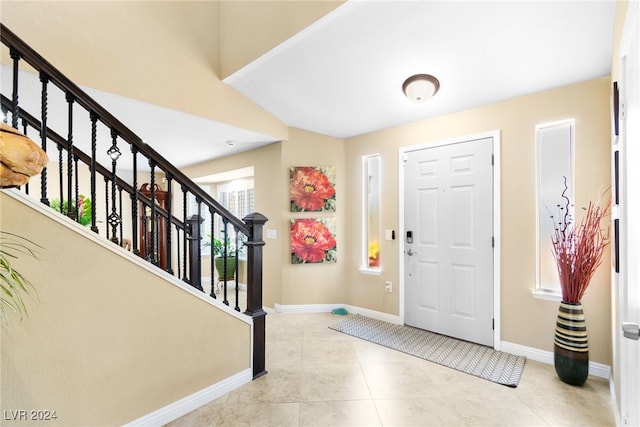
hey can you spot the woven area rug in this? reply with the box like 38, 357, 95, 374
329, 315, 526, 387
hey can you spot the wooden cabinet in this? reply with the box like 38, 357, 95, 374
139, 183, 168, 270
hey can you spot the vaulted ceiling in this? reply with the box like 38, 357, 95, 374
1, 1, 617, 167
225, 1, 616, 138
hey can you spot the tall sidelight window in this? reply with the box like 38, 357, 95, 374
363, 154, 382, 272
535, 119, 574, 298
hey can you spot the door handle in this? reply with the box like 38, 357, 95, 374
407, 249, 417, 256
622, 322, 640, 340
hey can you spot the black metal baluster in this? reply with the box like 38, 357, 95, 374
165, 174, 173, 275
58, 144, 64, 214
176, 223, 182, 278
141, 213, 148, 258
209, 207, 216, 299
107, 129, 121, 244
223, 219, 229, 306
104, 176, 109, 230
118, 186, 123, 246
65, 93, 75, 220
149, 161, 157, 265
143, 200, 151, 262
131, 145, 139, 255
21, 118, 29, 195
10, 47, 20, 129
234, 227, 240, 312
74, 154, 79, 223
89, 113, 98, 233
39, 72, 49, 206
196, 197, 203, 291
182, 186, 188, 282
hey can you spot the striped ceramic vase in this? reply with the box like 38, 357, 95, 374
554, 301, 589, 385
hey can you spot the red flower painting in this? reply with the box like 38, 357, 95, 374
290, 166, 336, 212
290, 218, 337, 264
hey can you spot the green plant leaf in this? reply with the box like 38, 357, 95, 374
0, 231, 41, 322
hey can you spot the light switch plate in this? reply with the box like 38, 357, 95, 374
266, 229, 278, 239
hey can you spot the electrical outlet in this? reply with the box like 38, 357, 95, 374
385, 281, 392, 293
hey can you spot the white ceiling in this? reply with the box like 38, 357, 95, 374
225, 0, 616, 139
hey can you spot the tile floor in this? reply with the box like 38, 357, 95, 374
167, 312, 615, 426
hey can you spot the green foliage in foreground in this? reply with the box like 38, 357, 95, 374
0, 231, 41, 322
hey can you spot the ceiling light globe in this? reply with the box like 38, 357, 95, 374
402, 74, 440, 103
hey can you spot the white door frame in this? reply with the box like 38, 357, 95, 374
615, 2, 640, 425
398, 130, 502, 350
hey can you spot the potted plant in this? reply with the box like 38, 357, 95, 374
551, 178, 610, 386
50, 194, 93, 226
207, 235, 245, 281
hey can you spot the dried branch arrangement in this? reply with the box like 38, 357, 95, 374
552, 177, 611, 303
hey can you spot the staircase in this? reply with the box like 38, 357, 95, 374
1, 22, 268, 423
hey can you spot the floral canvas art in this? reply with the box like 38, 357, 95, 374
290, 166, 336, 212
290, 218, 337, 264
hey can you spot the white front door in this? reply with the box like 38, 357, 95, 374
403, 136, 494, 347
618, 2, 640, 425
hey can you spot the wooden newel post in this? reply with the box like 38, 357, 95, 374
186, 214, 204, 292
243, 212, 268, 379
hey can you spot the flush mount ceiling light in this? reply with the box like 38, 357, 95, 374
402, 74, 440, 103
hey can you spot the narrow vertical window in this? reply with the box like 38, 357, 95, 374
363, 155, 381, 272
535, 119, 574, 298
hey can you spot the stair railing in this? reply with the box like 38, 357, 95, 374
1, 23, 267, 379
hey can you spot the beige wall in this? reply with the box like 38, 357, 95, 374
1, 1, 288, 141
184, 142, 284, 307
280, 128, 346, 305
345, 78, 612, 365
0, 191, 251, 426
219, 1, 344, 79
183, 79, 612, 365
184, 128, 346, 308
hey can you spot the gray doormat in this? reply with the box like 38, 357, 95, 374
329, 315, 526, 387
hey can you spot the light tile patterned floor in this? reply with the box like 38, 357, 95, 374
166, 312, 615, 426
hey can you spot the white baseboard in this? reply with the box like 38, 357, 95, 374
609, 375, 622, 427
123, 369, 252, 426
272, 303, 402, 325
501, 341, 611, 379
343, 305, 403, 325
